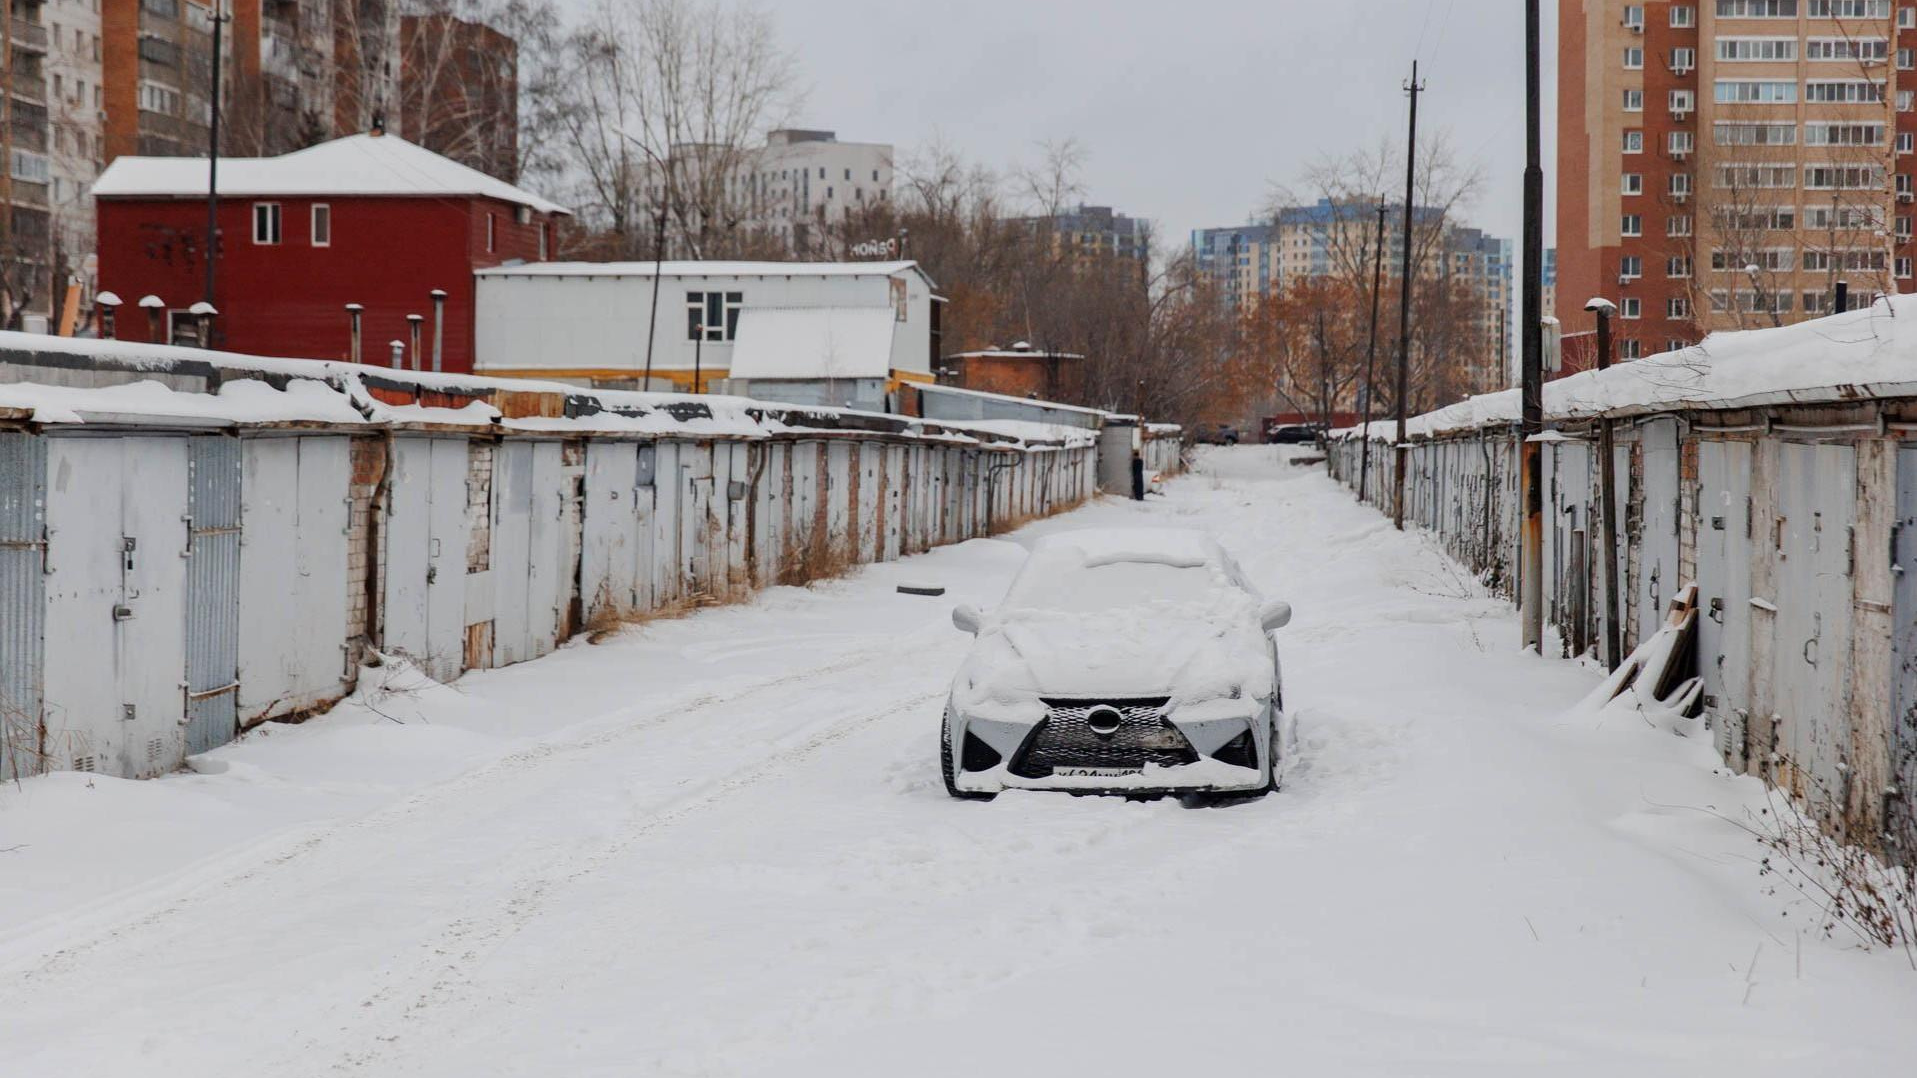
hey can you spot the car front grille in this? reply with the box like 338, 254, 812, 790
1008, 697, 1196, 779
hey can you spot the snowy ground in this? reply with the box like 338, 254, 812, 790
2, 446, 1913, 1076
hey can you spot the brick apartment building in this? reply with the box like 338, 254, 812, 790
1559, 0, 1917, 369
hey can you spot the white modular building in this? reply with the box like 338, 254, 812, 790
473, 260, 943, 411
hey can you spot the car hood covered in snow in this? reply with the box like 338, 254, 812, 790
953, 602, 1273, 710
950, 527, 1277, 713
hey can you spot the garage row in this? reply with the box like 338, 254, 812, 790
1327, 406, 1917, 852
0, 418, 1107, 782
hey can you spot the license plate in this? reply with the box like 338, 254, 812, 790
1054, 766, 1141, 778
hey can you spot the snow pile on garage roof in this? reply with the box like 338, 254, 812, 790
1336, 293, 1917, 440
0, 332, 1137, 449
727, 306, 897, 381
953, 418, 1098, 448
92, 133, 569, 216
0, 378, 365, 426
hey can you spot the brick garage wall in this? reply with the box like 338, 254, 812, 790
346, 436, 387, 669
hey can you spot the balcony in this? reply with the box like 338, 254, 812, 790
9, 17, 47, 52
7, 70, 43, 104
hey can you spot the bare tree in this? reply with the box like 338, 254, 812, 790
398, 0, 550, 181
548, 0, 801, 259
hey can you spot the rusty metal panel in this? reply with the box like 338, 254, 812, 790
424, 438, 469, 681
634, 444, 658, 611
527, 441, 566, 657
856, 442, 880, 562
239, 436, 350, 723
582, 441, 640, 622
884, 445, 905, 560
185, 435, 241, 754
1774, 442, 1856, 817
752, 443, 781, 587
1892, 446, 1917, 839
491, 441, 535, 665
1697, 440, 1754, 767
825, 441, 851, 559
238, 437, 298, 719
726, 443, 750, 593
650, 441, 682, 603
383, 437, 433, 673
682, 443, 715, 595
0, 431, 45, 780
1637, 419, 1682, 646
384, 436, 470, 682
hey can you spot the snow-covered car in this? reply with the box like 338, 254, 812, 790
941, 528, 1293, 799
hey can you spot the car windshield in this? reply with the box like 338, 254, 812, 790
1001, 559, 1227, 614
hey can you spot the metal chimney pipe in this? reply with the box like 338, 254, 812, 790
139, 294, 164, 342
1834, 279, 1850, 314
407, 314, 424, 372
430, 289, 447, 373
189, 301, 217, 349
346, 303, 364, 364
389, 340, 405, 369
95, 290, 121, 339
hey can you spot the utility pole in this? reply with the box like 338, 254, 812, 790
642, 204, 667, 390
205, 1, 228, 308
1359, 202, 1387, 503
1519, 0, 1546, 652
1587, 298, 1621, 671
1393, 61, 1424, 531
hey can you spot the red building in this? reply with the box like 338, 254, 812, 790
941, 342, 1083, 400
92, 132, 568, 372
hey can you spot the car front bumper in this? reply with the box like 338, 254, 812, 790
950, 701, 1275, 795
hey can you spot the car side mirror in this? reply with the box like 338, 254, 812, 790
952, 603, 983, 635
1259, 600, 1293, 632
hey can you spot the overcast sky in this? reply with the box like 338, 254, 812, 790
766, 0, 1558, 264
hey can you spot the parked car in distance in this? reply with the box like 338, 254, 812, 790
941, 528, 1294, 799
1266, 423, 1322, 444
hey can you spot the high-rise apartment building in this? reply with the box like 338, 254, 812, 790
1559, 0, 1916, 365
1449, 227, 1518, 390
1192, 222, 1281, 311
1022, 203, 1151, 263
1251, 198, 1514, 395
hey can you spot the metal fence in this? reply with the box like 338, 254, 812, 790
1327, 403, 1915, 849
0, 351, 1158, 781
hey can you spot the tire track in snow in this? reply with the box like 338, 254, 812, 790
323, 685, 947, 1075
0, 619, 955, 997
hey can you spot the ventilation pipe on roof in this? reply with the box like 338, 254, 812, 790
389, 340, 406, 369
139, 294, 164, 343
188, 301, 217, 350
346, 303, 364, 364
430, 289, 447, 373
1835, 279, 1850, 314
95, 291, 121, 339
407, 313, 424, 372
